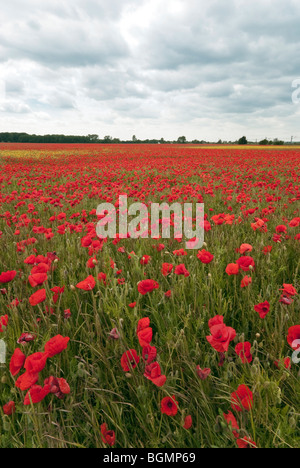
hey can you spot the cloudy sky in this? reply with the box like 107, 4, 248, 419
0, 0, 300, 141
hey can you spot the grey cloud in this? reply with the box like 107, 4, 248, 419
0, 0, 300, 140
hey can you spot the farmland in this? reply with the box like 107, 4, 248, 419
0, 143, 299, 448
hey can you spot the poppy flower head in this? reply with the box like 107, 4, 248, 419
138, 279, 159, 295
100, 423, 116, 446
120, 349, 140, 372
231, 384, 253, 412
254, 301, 270, 319
44, 335, 70, 358
161, 395, 179, 416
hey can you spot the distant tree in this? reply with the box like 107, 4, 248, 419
273, 139, 284, 146
103, 135, 113, 143
259, 139, 269, 145
132, 135, 137, 142
238, 136, 248, 145
88, 134, 99, 142
177, 136, 187, 144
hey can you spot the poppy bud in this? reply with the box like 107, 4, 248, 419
70, 285, 75, 291
3, 420, 11, 431
289, 417, 296, 429
125, 373, 132, 378
252, 340, 259, 352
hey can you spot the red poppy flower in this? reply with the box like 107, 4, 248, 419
231, 384, 253, 412
142, 345, 157, 364
196, 366, 211, 380
235, 342, 253, 364
29, 288, 46, 306
197, 249, 214, 264
236, 437, 257, 448
100, 423, 116, 446
44, 376, 70, 399
17, 332, 35, 345
239, 244, 253, 255
206, 319, 236, 353
140, 255, 151, 265
254, 301, 270, 319
280, 284, 297, 297
241, 276, 252, 288
274, 357, 291, 370
24, 384, 51, 405
15, 371, 39, 391
144, 362, 166, 387
76, 275, 96, 291
87, 257, 98, 269
137, 317, 150, 332
138, 279, 159, 295
0, 270, 17, 283
137, 327, 153, 348
174, 264, 190, 277
31, 263, 50, 274
225, 263, 239, 275
161, 395, 179, 416
9, 348, 26, 376
161, 263, 173, 276
51, 286, 65, 304
120, 349, 140, 372
28, 273, 48, 288
262, 245, 272, 255
24, 352, 48, 374
98, 272, 107, 285
3, 401, 16, 416
223, 411, 240, 438
44, 335, 70, 357
183, 415, 192, 429
208, 315, 224, 328
276, 225, 287, 233
173, 249, 187, 256
0, 314, 8, 332
236, 256, 255, 272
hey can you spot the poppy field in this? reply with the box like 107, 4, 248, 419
0, 143, 299, 449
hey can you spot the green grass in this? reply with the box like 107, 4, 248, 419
0, 147, 299, 448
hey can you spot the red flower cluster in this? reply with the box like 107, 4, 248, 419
10, 335, 70, 405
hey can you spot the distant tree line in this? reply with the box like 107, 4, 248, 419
0, 132, 290, 145
0, 133, 208, 144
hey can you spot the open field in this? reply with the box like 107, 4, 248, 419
0, 143, 299, 448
